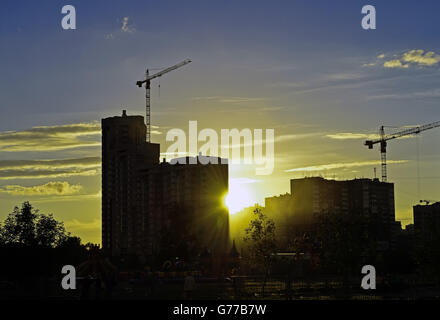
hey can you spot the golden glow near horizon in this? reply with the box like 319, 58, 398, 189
1, 60, 439, 243
224, 180, 255, 214
0, 116, 437, 244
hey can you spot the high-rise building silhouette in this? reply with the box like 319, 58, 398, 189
265, 177, 398, 250
414, 202, 440, 242
140, 156, 229, 261
102, 110, 160, 257
101, 111, 229, 262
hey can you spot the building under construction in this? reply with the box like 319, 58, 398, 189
413, 201, 440, 242
265, 177, 399, 251
101, 110, 229, 264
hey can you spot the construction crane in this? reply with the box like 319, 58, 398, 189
364, 120, 440, 182
136, 59, 191, 142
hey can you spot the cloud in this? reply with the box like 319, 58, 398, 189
378, 54, 385, 59
0, 157, 101, 171
32, 191, 102, 203
367, 88, 440, 100
0, 121, 165, 152
402, 50, 440, 66
64, 219, 101, 232
285, 160, 408, 172
382, 49, 440, 69
270, 72, 364, 90
384, 59, 409, 69
267, 81, 308, 88
192, 96, 265, 104
274, 133, 320, 143
271, 73, 413, 95
0, 122, 101, 152
230, 178, 261, 184
220, 132, 320, 149
0, 169, 100, 180
0, 181, 82, 196
258, 106, 285, 112
326, 132, 415, 141
121, 17, 135, 33
326, 132, 380, 140
0, 157, 101, 180
325, 73, 363, 81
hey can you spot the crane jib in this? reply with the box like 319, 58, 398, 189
136, 59, 192, 143
364, 120, 440, 182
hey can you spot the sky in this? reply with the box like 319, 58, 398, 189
0, 0, 439, 243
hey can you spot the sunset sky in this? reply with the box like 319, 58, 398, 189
1, 0, 439, 243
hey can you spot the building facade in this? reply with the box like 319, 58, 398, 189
102, 111, 229, 262
140, 156, 229, 261
414, 202, 440, 242
265, 177, 397, 249
102, 110, 160, 258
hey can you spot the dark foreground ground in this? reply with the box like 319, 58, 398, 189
1, 276, 439, 300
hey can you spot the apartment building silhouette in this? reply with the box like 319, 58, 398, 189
102, 111, 229, 262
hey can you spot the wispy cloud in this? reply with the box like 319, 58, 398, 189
0, 157, 101, 180
0, 169, 100, 180
258, 106, 285, 112
267, 81, 308, 88
382, 49, 440, 69
402, 50, 440, 66
221, 132, 320, 149
0, 121, 163, 152
324, 73, 363, 81
363, 50, 440, 70
270, 73, 407, 95
269, 72, 364, 90
274, 133, 320, 143
285, 160, 408, 172
230, 178, 261, 184
32, 191, 101, 203
192, 96, 265, 104
368, 88, 440, 100
326, 132, 380, 140
0, 122, 101, 152
326, 131, 416, 141
384, 59, 409, 69
363, 54, 385, 67
0, 157, 101, 171
0, 181, 82, 196
64, 219, 101, 232
121, 17, 135, 33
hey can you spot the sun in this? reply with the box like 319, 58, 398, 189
224, 181, 254, 214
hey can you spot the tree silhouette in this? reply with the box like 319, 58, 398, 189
0, 201, 70, 248
315, 210, 376, 283
243, 207, 277, 296
1, 202, 37, 246
35, 213, 69, 247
